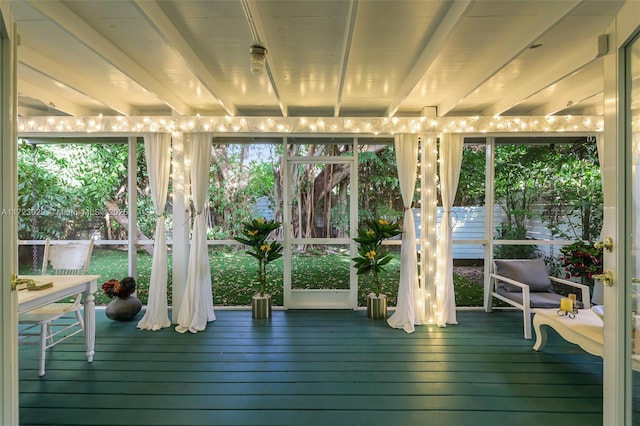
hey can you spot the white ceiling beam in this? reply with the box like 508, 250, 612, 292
385, 0, 474, 118
27, 0, 195, 116
132, 0, 237, 116
482, 43, 597, 117
18, 80, 94, 116
334, 0, 359, 117
437, 0, 584, 116
241, 0, 288, 117
530, 79, 602, 116
19, 46, 136, 116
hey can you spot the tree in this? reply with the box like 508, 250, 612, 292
541, 143, 602, 241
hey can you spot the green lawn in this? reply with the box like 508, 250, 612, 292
21, 247, 485, 307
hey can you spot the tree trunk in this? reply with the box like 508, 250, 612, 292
105, 199, 154, 255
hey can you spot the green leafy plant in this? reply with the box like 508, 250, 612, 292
559, 241, 603, 286
234, 217, 283, 297
352, 218, 402, 297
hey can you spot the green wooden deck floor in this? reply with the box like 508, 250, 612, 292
19, 309, 603, 425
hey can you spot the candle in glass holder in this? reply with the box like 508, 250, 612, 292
560, 297, 573, 312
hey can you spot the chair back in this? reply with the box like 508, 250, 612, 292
42, 238, 95, 275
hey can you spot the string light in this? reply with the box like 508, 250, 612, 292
16, 115, 603, 135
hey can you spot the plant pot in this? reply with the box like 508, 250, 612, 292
367, 293, 387, 319
252, 293, 272, 319
105, 295, 142, 321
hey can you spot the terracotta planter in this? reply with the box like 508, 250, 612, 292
252, 293, 272, 319
367, 293, 387, 319
105, 295, 142, 321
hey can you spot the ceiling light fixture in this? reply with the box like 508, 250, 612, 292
249, 44, 267, 75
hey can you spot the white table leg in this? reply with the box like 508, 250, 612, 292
532, 314, 548, 351
84, 290, 95, 363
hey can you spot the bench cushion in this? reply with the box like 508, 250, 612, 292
494, 258, 552, 292
496, 287, 564, 308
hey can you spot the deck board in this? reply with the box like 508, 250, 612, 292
19, 309, 603, 425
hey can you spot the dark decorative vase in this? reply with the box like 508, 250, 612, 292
367, 293, 387, 319
106, 296, 142, 321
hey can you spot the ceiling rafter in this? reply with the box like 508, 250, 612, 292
19, 45, 136, 116
482, 43, 598, 117
437, 0, 585, 116
334, 0, 359, 117
132, 0, 237, 116
385, 0, 474, 118
27, 0, 195, 116
19, 80, 94, 116
241, 0, 288, 117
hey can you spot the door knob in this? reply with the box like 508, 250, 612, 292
593, 270, 614, 287
595, 236, 614, 252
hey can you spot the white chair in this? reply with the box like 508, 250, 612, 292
19, 238, 95, 376
487, 258, 590, 339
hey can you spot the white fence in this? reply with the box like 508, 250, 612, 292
414, 206, 570, 260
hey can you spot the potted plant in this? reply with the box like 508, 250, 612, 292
559, 241, 603, 288
102, 276, 142, 321
352, 218, 402, 319
234, 217, 283, 319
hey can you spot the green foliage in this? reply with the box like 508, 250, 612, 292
247, 161, 275, 198
358, 146, 403, 222
17, 142, 75, 239
234, 217, 283, 296
455, 145, 486, 206
493, 216, 540, 259
352, 217, 402, 297
17, 141, 154, 240
492, 142, 602, 255
542, 143, 602, 241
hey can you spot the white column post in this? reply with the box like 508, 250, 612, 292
483, 137, 495, 311
350, 137, 358, 309
127, 136, 137, 279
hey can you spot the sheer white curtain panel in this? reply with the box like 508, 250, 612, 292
175, 133, 216, 333
435, 133, 463, 327
137, 133, 172, 331
387, 133, 423, 333
420, 134, 439, 324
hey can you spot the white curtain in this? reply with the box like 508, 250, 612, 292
435, 133, 463, 327
137, 133, 172, 331
420, 135, 439, 323
175, 133, 216, 333
388, 134, 422, 333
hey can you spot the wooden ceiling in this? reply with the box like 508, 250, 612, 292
12, 0, 626, 119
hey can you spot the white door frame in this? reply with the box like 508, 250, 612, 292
0, 3, 19, 424
602, 3, 640, 424
282, 137, 359, 309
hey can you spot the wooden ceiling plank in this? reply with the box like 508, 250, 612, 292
437, 0, 584, 117
482, 43, 597, 117
241, 0, 288, 117
530, 79, 602, 116
27, 0, 195, 116
334, 0, 359, 117
19, 80, 94, 116
385, 0, 474, 118
133, 0, 237, 116
19, 46, 136, 116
